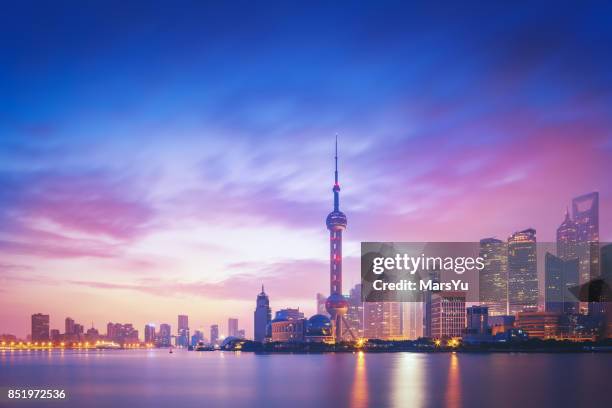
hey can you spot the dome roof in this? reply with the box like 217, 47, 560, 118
325, 293, 349, 315
326, 210, 347, 229
306, 314, 332, 336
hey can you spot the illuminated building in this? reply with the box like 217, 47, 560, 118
177, 315, 189, 347
431, 292, 465, 339
228, 318, 239, 338
305, 314, 333, 342
31, 313, 49, 342
545, 253, 579, 314
402, 302, 423, 340
210, 324, 219, 345
507, 228, 538, 315
274, 308, 304, 320
324, 138, 355, 341
270, 310, 305, 342
466, 306, 488, 335
515, 312, 563, 339
479, 238, 508, 316
254, 285, 271, 342
144, 324, 156, 344
157, 324, 171, 347
347, 284, 364, 338
488, 315, 515, 336
557, 209, 578, 261
363, 302, 402, 340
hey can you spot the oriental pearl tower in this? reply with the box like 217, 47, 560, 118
325, 137, 355, 342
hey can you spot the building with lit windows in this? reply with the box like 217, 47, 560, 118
545, 253, 579, 314
508, 228, 538, 315
479, 238, 508, 315
431, 292, 466, 339
254, 285, 272, 342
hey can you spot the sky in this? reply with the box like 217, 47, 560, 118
1, 1, 612, 339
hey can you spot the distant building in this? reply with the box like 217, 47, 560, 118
515, 312, 563, 339
50, 329, 60, 342
210, 324, 219, 345
466, 306, 489, 335
31, 313, 50, 342
144, 324, 156, 344
316, 293, 329, 317
177, 315, 189, 347
346, 284, 364, 338
191, 330, 204, 346
431, 292, 465, 339
228, 318, 239, 338
254, 286, 272, 343
364, 302, 402, 340
479, 238, 508, 315
557, 209, 578, 261
270, 311, 305, 342
545, 253, 579, 314
305, 314, 333, 343
65, 317, 75, 335
237, 329, 246, 339
157, 324, 171, 347
106, 323, 139, 345
274, 308, 304, 320
402, 302, 423, 340
488, 315, 515, 336
573, 193, 599, 314
508, 228, 538, 315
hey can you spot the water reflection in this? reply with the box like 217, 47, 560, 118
350, 351, 368, 408
445, 353, 461, 408
392, 353, 425, 407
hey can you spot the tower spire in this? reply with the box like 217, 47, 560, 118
333, 135, 340, 211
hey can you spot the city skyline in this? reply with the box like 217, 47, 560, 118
2, 2, 612, 339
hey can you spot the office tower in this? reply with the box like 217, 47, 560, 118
254, 285, 272, 342
325, 138, 353, 341
431, 292, 466, 339
65, 317, 75, 335
507, 228, 538, 315
228, 318, 239, 338
573, 192, 599, 285
316, 293, 329, 317
363, 302, 402, 340
545, 253, 579, 314
31, 313, 50, 342
144, 324, 156, 344
210, 324, 219, 345
402, 302, 423, 340
177, 315, 189, 347
74, 324, 84, 335
50, 329, 60, 342
346, 284, 364, 338
423, 269, 441, 338
466, 306, 488, 335
106, 323, 139, 345
191, 330, 204, 347
557, 209, 578, 261
601, 244, 612, 338
157, 324, 171, 347
479, 238, 509, 316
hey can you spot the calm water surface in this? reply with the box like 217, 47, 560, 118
1, 350, 609, 407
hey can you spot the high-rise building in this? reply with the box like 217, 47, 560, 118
402, 302, 423, 340
423, 269, 441, 338
508, 228, 538, 315
346, 284, 364, 338
557, 209, 578, 261
573, 192, 599, 284
466, 306, 488, 335
254, 285, 272, 342
31, 313, 50, 342
237, 329, 246, 339
479, 238, 508, 316
316, 293, 329, 317
177, 315, 189, 347
210, 324, 219, 345
324, 139, 353, 341
65, 317, 75, 335
106, 323, 139, 344
191, 330, 204, 347
228, 318, 239, 338
157, 323, 171, 347
431, 292, 466, 339
545, 253, 579, 314
363, 302, 402, 340
144, 324, 156, 344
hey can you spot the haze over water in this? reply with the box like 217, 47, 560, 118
1, 350, 609, 408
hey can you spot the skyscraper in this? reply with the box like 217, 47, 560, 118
177, 315, 189, 347
508, 228, 538, 315
431, 292, 466, 339
144, 324, 156, 344
545, 252, 579, 314
557, 209, 578, 261
316, 293, 329, 317
466, 306, 488, 335
572, 192, 600, 315
228, 318, 239, 338
31, 313, 50, 342
363, 302, 402, 340
325, 138, 353, 341
254, 285, 271, 342
157, 323, 171, 347
346, 284, 364, 338
65, 317, 75, 335
210, 324, 219, 345
479, 238, 508, 316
